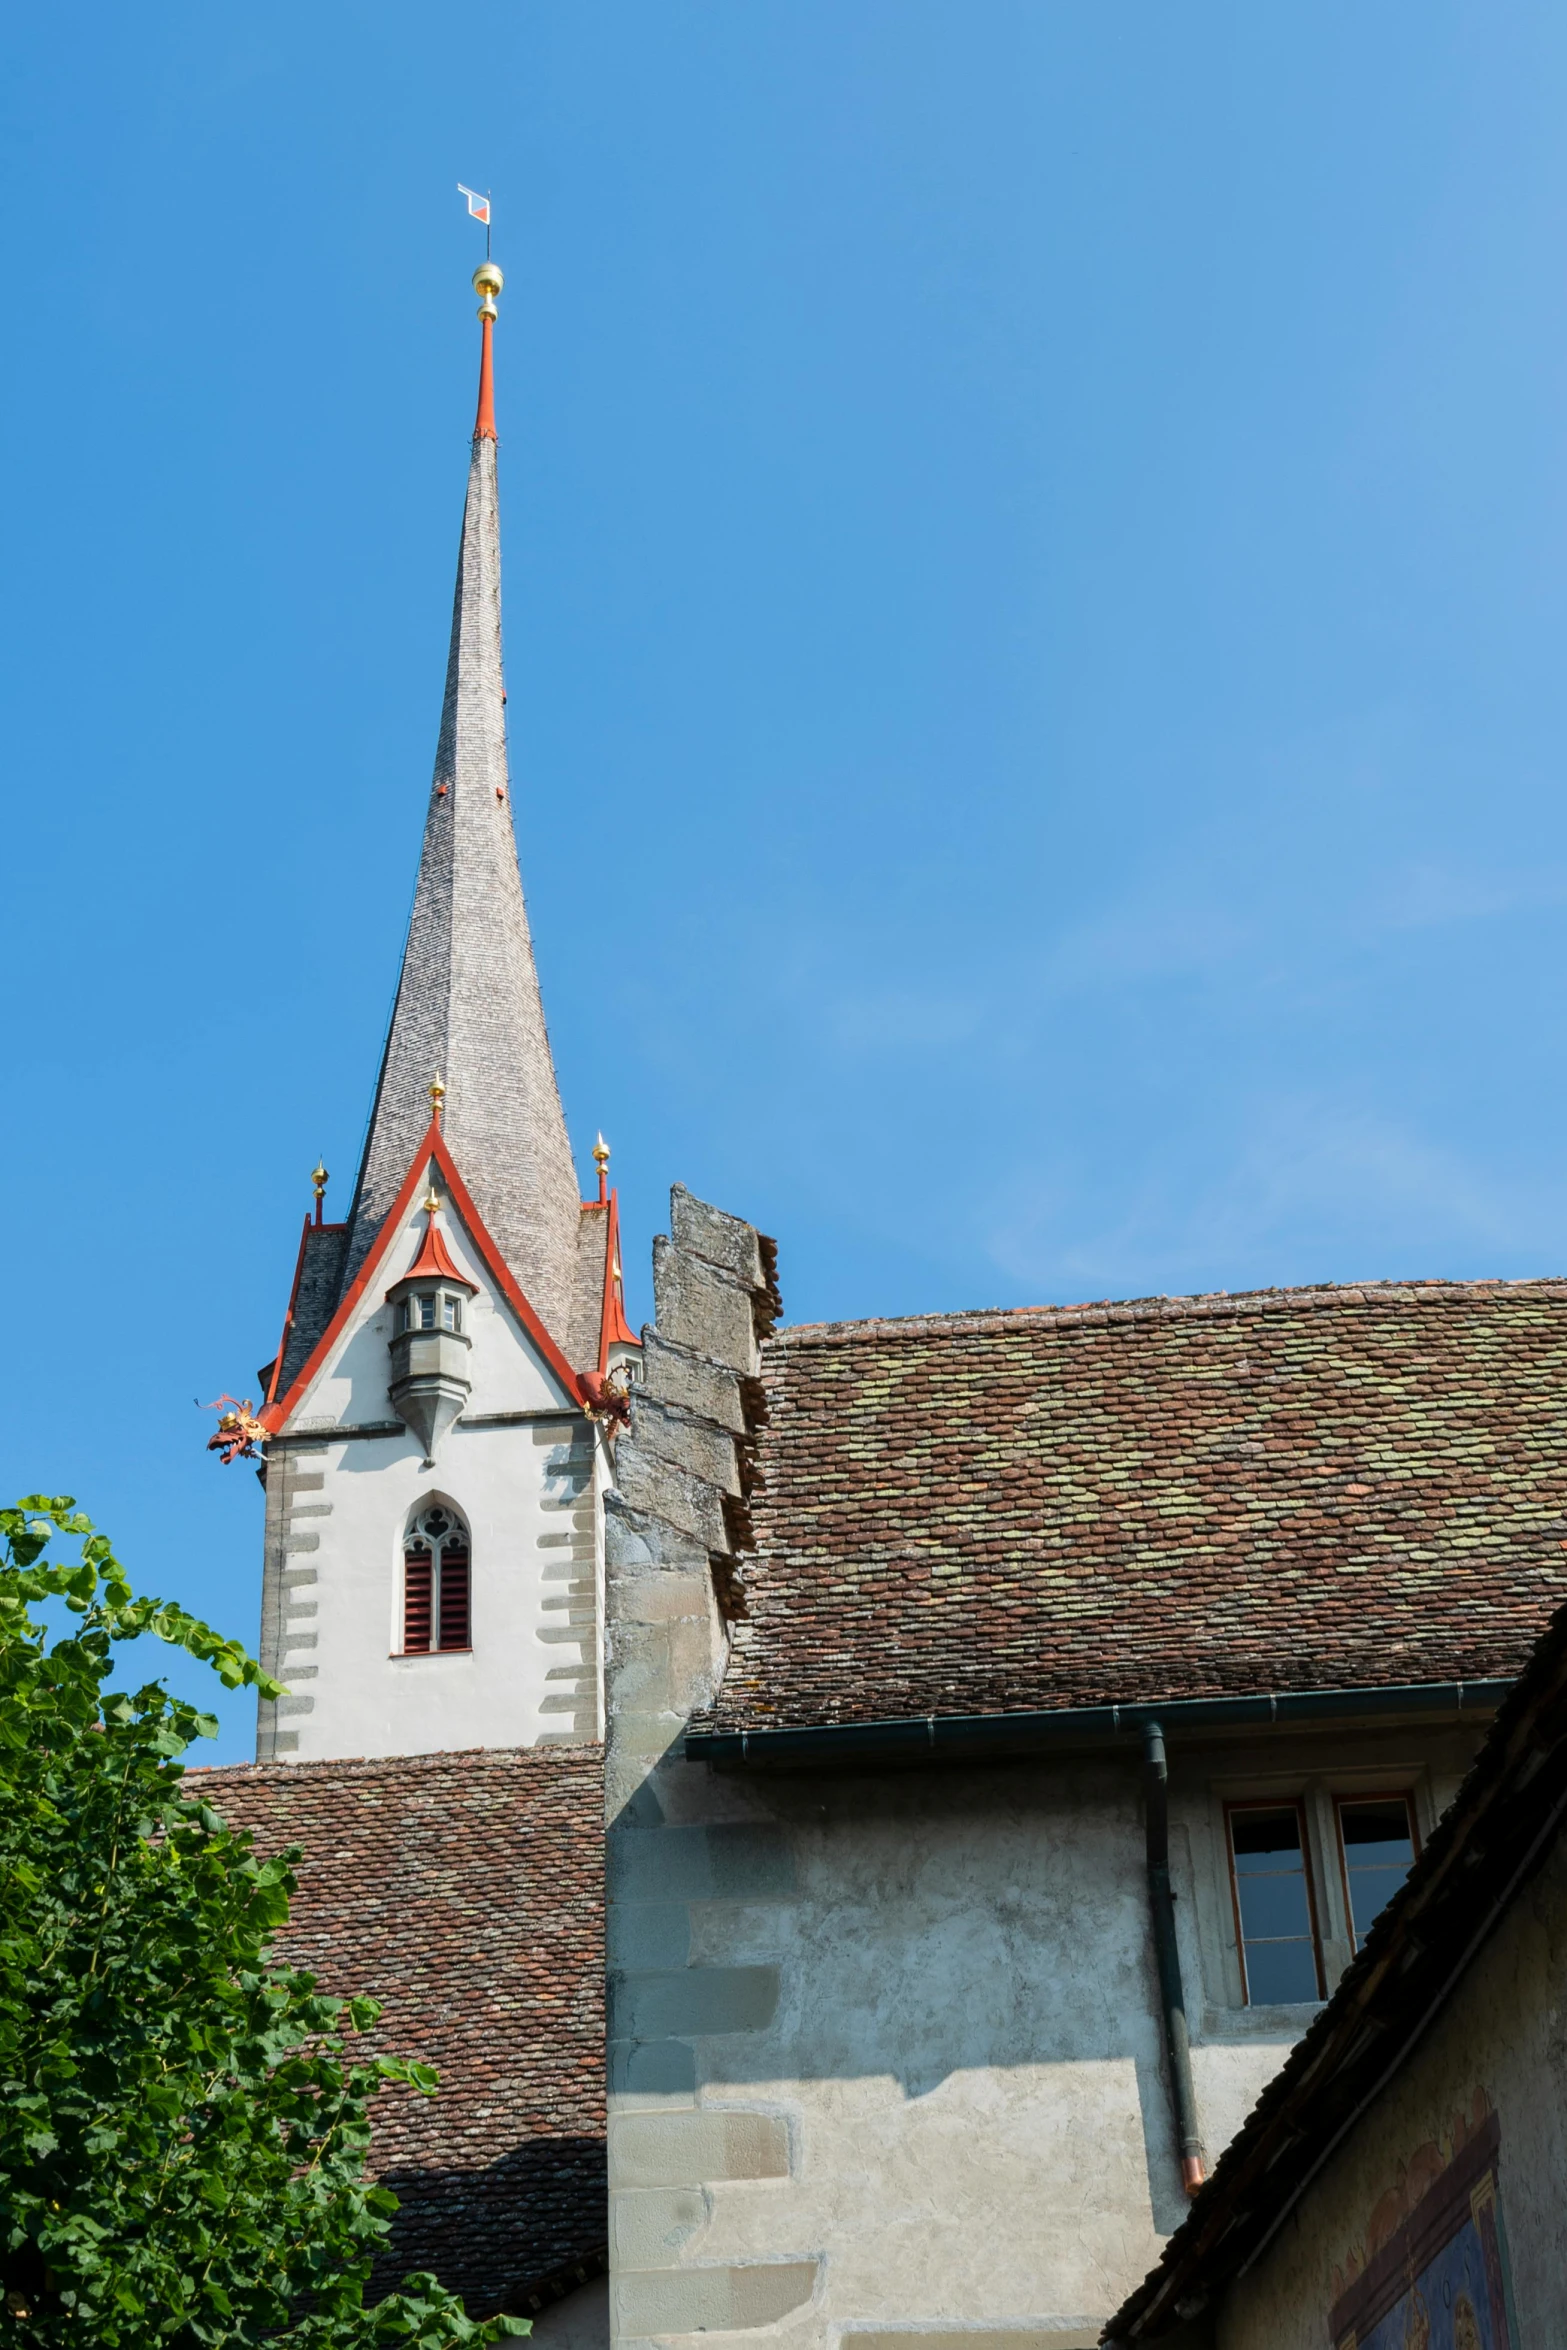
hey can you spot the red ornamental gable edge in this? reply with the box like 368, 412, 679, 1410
260, 1118, 586, 1433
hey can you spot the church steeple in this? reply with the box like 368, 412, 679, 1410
342, 262, 582, 1346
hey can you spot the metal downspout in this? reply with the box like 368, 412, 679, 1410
1143, 1720, 1205, 2197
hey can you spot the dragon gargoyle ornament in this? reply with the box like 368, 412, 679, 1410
202, 1396, 268, 1465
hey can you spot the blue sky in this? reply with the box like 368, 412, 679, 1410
7, 4, 1567, 1755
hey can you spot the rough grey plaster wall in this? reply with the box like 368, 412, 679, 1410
1212, 1833, 1567, 2350
343, 431, 582, 1347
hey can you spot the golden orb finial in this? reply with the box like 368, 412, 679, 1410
429, 1071, 447, 1123
422, 1187, 441, 1218
312, 1160, 328, 1200
473, 260, 503, 320
593, 1132, 611, 1202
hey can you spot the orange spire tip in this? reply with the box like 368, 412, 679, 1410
472, 263, 502, 442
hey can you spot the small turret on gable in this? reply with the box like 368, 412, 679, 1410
385, 1188, 477, 1462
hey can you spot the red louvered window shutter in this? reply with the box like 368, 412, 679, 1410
437, 1545, 470, 1650
403, 1542, 433, 1653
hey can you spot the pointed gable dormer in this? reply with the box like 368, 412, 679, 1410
341, 259, 582, 1349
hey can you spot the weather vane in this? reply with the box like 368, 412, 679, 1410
458, 182, 492, 261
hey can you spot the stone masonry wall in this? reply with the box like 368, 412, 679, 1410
603, 1188, 801, 2345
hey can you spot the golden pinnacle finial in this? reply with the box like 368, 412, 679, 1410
312, 1160, 328, 1202
422, 1186, 441, 1217
473, 260, 503, 320
429, 1071, 446, 1124
593, 1132, 611, 1203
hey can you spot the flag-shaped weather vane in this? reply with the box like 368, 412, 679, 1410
458, 183, 492, 260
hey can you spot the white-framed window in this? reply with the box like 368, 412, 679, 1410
396, 1292, 463, 1335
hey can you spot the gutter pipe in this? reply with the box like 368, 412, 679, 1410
683, 1679, 1510, 1770
1143, 1720, 1204, 2198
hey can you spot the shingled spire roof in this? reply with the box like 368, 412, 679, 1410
341, 265, 582, 1345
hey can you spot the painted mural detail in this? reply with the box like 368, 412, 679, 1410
1328, 2103, 1517, 2350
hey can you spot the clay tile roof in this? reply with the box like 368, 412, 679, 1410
190, 1746, 604, 2320
702, 1278, 1567, 1732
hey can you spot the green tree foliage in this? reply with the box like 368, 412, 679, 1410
0, 1495, 529, 2346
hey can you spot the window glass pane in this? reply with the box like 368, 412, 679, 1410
418, 1294, 437, 1329
1234, 1869, 1312, 1942
1241, 1939, 1322, 2005
1229, 1805, 1320, 2005
1231, 1807, 1304, 1859
442, 1294, 460, 1331
1339, 1798, 1415, 1949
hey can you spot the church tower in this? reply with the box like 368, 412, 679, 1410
252, 263, 636, 1763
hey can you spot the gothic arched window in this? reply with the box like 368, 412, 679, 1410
402, 1503, 471, 1654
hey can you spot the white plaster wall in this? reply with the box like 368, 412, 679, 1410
262, 1186, 600, 1760
1213, 1834, 1567, 2350
270, 1415, 595, 1758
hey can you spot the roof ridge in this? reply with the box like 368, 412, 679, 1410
771, 1273, 1567, 1346
187, 1743, 602, 1780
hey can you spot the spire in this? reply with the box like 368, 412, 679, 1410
341, 267, 583, 1344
